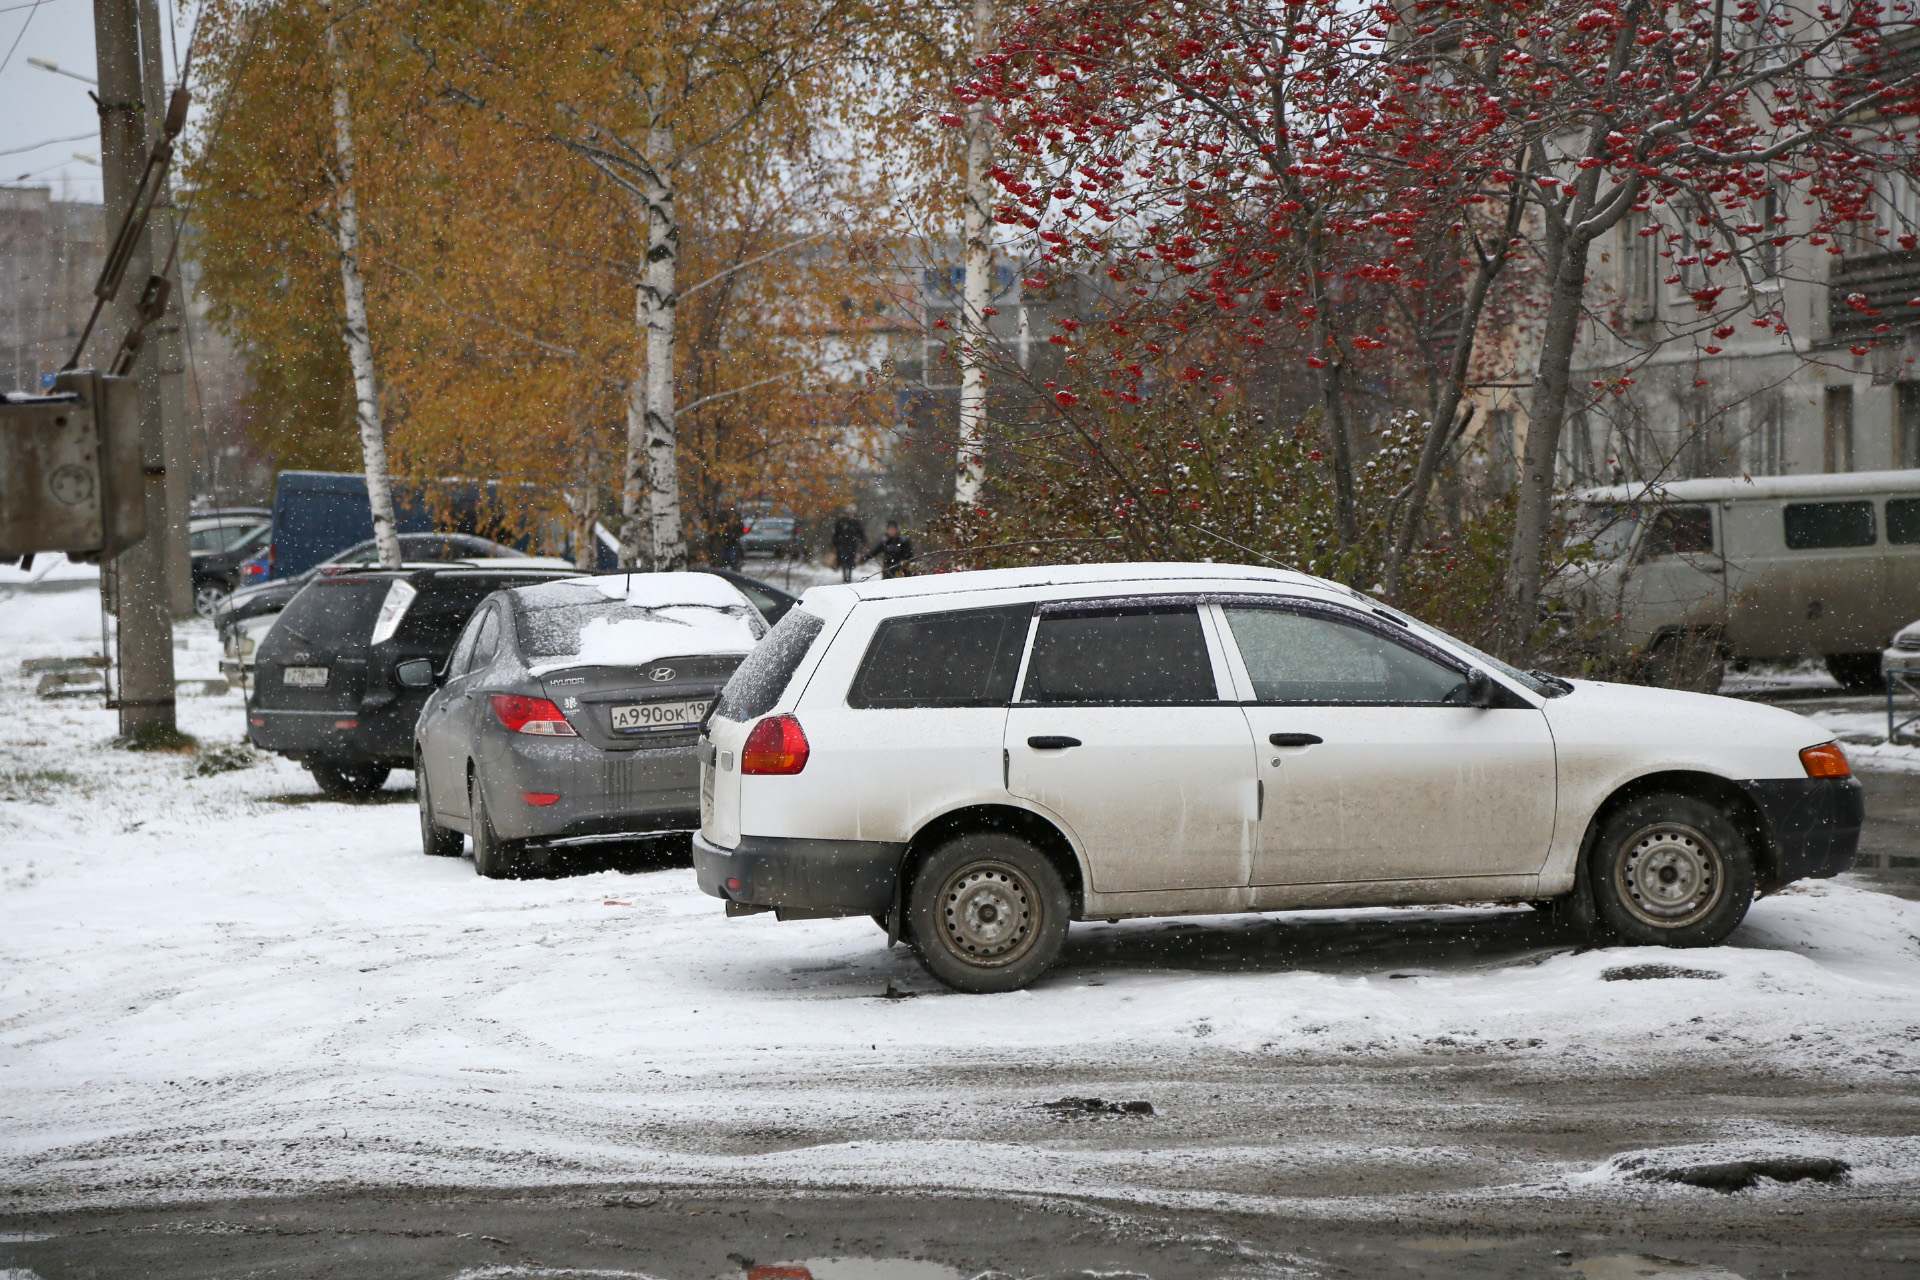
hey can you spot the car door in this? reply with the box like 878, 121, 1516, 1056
1003, 599, 1257, 893
418, 606, 481, 814
1617, 504, 1728, 654
434, 604, 501, 823
1215, 601, 1556, 885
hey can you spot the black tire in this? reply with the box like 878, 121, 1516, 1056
905, 832, 1071, 993
1825, 652, 1886, 694
417, 754, 463, 858
309, 755, 391, 799
1588, 793, 1755, 947
470, 781, 526, 879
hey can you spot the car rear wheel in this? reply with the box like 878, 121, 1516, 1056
470, 782, 528, 879
417, 755, 463, 857
906, 833, 1071, 993
193, 581, 230, 618
1589, 793, 1755, 948
309, 755, 390, 799
1824, 652, 1886, 694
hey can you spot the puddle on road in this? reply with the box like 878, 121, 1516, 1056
1570, 1255, 1747, 1280
746, 1262, 961, 1280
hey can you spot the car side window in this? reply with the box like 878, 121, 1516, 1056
1637, 505, 1714, 559
849, 604, 1031, 708
470, 606, 502, 670
1222, 606, 1465, 704
1020, 604, 1217, 704
446, 610, 485, 678
1784, 500, 1876, 549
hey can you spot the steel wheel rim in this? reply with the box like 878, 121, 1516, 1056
1614, 821, 1724, 928
938, 860, 1040, 968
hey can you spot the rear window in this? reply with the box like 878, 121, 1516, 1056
713, 608, 825, 722
1887, 497, 1920, 544
392, 578, 510, 648
271, 578, 390, 650
1784, 500, 1876, 549
1021, 604, 1215, 704
848, 605, 1030, 708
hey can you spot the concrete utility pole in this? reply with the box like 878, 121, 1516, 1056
94, 0, 177, 739
136, 0, 194, 618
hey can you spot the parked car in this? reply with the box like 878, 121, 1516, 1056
190, 516, 272, 616
413, 572, 766, 877
217, 533, 529, 679
700, 567, 799, 624
1884, 617, 1920, 684
739, 514, 801, 559
1559, 468, 1920, 692
693, 563, 1864, 993
248, 563, 582, 797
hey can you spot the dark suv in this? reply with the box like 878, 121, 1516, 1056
248, 564, 581, 797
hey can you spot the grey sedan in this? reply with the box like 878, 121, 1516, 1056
413, 572, 766, 877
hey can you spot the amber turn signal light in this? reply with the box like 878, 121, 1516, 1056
1800, 742, 1851, 778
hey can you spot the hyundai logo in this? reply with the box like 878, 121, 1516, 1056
648, 667, 676, 683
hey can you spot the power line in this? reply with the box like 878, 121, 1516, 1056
0, 0, 57, 16
0, 0, 48, 78
0, 130, 93, 158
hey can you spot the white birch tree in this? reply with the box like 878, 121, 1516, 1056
322, 1, 401, 570
953, 0, 995, 507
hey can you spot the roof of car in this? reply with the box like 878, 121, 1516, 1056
823, 561, 1337, 605
1572, 468, 1920, 504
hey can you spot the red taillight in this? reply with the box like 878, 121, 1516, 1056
1801, 742, 1851, 778
741, 714, 809, 775
521, 792, 560, 806
491, 694, 578, 736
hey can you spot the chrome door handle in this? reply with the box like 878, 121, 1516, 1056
1027, 735, 1082, 750
1269, 732, 1323, 747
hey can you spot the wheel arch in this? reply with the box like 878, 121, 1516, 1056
900, 803, 1086, 917
1582, 769, 1779, 891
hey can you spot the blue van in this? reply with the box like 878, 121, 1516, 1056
258, 472, 535, 579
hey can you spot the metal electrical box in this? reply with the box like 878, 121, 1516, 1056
0, 370, 144, 561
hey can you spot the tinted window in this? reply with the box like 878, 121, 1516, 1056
713, 608, 826, 722
1887, 497, 1920, 545
1784, 501, 1876, 549
1022, 605, 1215, 704
270, 579, 390, 651
393, 579, 505, 648
849, 605, 1030, 708
447, 611, 485, 677
1225, 607, 1464, 704
1639, 505, 1714, 558
470, 607, 502, 668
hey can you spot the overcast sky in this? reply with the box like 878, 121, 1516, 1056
0, 0, 194, 206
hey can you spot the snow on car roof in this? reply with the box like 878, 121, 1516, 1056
814, 561, 1331, 607
586, 570, 756, 609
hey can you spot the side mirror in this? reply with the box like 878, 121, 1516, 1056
1466, 668, 1498, 709
395, 657, 437, 688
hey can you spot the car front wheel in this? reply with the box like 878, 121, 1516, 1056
309, 755, 390, 799
1589, 793, 1755, 947
193, 581, 230, 618
906, 833, 1071, 993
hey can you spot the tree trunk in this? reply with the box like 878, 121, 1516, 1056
954, 0, 994, 506
324, 5, 401, 571
618, 289, 649, 569
641, 124, 684, 570
1505, 233, 1593, 654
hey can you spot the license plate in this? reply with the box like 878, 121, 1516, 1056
610, 698, 710, 731
281, 666, 329, 687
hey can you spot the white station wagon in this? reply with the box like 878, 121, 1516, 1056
693, 564, 1863, 992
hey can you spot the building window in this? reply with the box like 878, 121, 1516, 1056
1756, 186, 1783, 281
1824, 386, 1855, 473
1486, 408, 1514, 494
1899, 382, 1920, 469
1625, 216, 1658, 322
1747, 398, 1784, 476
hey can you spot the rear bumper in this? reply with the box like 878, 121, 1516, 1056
1739, 776, 1864, 886
477, 733, 701, 842
692, 832, 906, 916
247, 706, 412, 766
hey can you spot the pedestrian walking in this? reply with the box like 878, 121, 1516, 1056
867, 521, 915, 579
831, 507, 866, 583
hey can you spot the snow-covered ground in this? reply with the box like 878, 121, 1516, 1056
3, 585, 1919, 1214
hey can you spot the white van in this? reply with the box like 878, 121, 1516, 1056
693, 564, 1861, 992
1563, 469, 1920, 690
